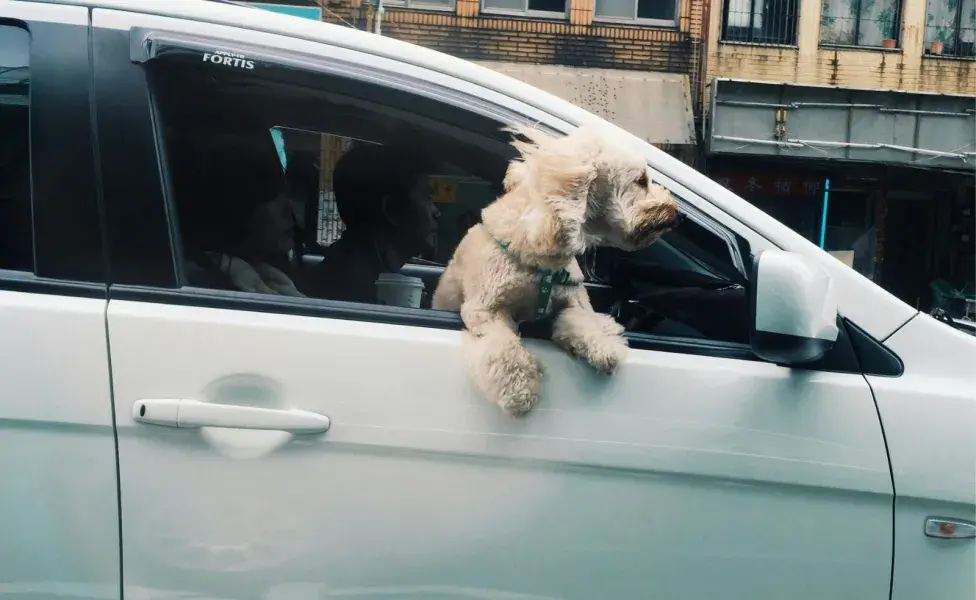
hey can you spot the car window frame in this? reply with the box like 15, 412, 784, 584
0, 6, 106, 299
94, 16, 866, 371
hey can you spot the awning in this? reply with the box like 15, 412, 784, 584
477, 61, 697, 147
707, 78, 976, 171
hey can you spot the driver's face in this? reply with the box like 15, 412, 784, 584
405, 175, 440, 252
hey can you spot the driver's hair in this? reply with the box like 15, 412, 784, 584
332, 143, 434, 229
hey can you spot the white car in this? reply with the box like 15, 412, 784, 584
1, 1, 973, 599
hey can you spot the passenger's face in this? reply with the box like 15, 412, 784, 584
249, 193, 294, 256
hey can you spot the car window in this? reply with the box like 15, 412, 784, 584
146, 51, 751, 349
584, 208, 751, 345
148, 55, 512, 308
0, 25, 31, 273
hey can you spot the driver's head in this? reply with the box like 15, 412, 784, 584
332, 143, 440, 257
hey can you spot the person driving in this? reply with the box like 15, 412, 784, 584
304, 143, 440, 303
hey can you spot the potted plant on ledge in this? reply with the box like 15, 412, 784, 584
878, 6, 897, 48
926, 9, 952, 55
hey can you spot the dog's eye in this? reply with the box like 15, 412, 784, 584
635, 173, 649, 188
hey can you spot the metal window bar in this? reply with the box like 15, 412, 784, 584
316, 135, 354, 247
925, 0, 976, 57
820, 0, 903, 48
722, 0, 799, 45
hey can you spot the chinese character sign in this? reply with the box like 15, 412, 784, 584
711, 172, 825, 198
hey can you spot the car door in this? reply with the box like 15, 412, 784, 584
94, 9, 893, 600
0, 2, 119, 599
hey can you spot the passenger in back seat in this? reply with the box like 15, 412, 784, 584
171, 144, 305, 297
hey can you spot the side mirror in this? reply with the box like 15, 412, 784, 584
749, 249, 839, 365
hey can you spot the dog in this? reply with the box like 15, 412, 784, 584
432, 125, 681, 416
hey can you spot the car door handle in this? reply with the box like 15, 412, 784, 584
132, 399, 331, 434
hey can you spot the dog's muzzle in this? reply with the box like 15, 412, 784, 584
630, 210, 683, 247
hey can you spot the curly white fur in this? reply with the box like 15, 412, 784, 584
434, 125, 679, 416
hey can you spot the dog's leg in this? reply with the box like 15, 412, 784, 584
551, 291, 628, 376
432, 262, 463, 311
460, 304, 542, 416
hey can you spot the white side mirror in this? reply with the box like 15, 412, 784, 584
750, 249, 839, 365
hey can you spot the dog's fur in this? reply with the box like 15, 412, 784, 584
433, 125, 680, 416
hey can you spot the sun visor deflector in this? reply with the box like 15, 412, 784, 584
129, 27, 296, 71
126, 27, 561, 134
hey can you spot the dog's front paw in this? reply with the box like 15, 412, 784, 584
491, 345, 543, 416
462, 329, 543, 417
499, 382, 541, 417
580, 334, 628, 376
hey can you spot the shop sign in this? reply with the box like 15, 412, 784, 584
712, 172, 826, 198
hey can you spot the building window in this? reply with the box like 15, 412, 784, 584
722, 0, 799, 45
594, 0, 678, 23
924, 0, 976, 57
820, 0, 902, 47
383, 0, 456, 9
482, 0, 567, 15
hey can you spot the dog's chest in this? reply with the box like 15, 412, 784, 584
505, 270, 577, 323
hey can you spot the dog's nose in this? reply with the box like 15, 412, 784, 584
672, 211, 685, 227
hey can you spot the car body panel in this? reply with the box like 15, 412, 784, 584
870, 313, 976, 600
109, 299, 892, 599
0, 290, 118, 600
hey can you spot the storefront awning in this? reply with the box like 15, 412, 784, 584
707, 78, 976, 171
477, 61, 697, 147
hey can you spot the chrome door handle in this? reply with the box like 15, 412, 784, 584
133, 399, 330, 434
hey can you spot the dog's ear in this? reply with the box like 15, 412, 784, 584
503, 160, 526, 193
481, 190, 562, 262
484, 126, 610, 265
502, 124, 554, 159
504, 125, 603, 203
517, 201, 564, 259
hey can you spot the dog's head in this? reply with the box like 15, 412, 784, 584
582, 141, 681, 252
481, 125, 680, 267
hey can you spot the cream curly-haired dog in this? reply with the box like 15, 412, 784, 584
433, 125, 680, 416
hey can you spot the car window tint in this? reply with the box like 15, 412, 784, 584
0, 25, 31, 273
147, 58, 511, 308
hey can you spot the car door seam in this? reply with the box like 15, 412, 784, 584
863, 372, 896, 600
89, 9, 125, 598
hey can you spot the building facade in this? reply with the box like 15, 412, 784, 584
702, 0, 975, 310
